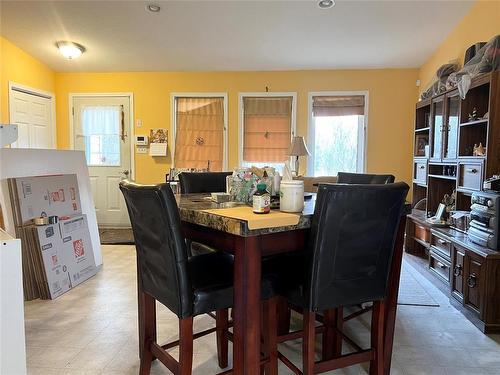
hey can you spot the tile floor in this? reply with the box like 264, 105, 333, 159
24, 245, 500, 375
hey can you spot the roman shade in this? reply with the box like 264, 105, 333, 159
174, 97, 224, 171
312, 95, 365, 117
243, 96, 292, 162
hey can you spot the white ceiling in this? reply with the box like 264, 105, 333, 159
0, 0, 474, 72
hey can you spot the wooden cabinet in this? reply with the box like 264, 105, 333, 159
464, 251, 485, 315
407, 72, 500, 332
440, 238, 500, 333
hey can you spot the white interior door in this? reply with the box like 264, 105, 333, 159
9, 88, 54, 149
73, 96, 131, 227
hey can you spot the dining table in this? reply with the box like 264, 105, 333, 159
172, 193, 409, 375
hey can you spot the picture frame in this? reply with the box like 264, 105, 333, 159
415, 134, 429, 157
435, 203, 446, 220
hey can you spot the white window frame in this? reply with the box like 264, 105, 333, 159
171, 92, 228, 171
307, 91, 369, 177
238, 92, 297, 167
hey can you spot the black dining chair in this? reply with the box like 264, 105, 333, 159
337, 172, 395, 184
178, 172, 232, 194
119, 180, 234, 374
178, 172, 233, 257
265, 182, 409, 375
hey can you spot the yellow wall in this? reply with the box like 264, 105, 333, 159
0, 36, 56, 123
419, 1, 500, 92
55, 69, 418, 184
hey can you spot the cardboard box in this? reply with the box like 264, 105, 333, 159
59, 215, 97, 287
33, 223, 72, 299
14, 174, 82, 225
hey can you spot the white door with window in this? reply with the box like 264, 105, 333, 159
9, 88, 54, 149
73, 96, 131, 227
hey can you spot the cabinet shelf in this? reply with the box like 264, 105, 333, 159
415, 127, 430, 133
459, 119, 488, 127
428, 174, 457, 181
457, 155, 486, 159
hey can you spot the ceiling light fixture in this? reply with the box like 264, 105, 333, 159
146, 4, 161, 13
56, 41, 85, 59
318, 0, 335, 9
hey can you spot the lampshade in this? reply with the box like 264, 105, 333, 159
288, 136, 310, 157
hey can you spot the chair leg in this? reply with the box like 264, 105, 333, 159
179, 317, 194, 375
303, 311, 316, 375
322, 306, 343, 361
276, 297, 291, 335
334, 307, 343, 357
139, 291, 156, 375
262, 297, 279, 375
369, 301, 385, 375
322, 309, 334, 360
216, 309, 229, 369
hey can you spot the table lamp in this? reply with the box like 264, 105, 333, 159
288, 136, 310, 176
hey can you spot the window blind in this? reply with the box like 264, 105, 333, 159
312, 95, 365, 117
243, 97, 292, 162
174, 97, 224, 171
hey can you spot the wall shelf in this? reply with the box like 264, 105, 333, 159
459, 119, 488, 127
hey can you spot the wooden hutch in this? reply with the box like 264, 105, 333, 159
405, 71, 500, 333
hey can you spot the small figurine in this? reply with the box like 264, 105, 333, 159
473, 143, 486, 156
443, 190, 456, 218
468, 107, 478, 121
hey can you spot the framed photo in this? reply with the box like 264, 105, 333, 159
415, 134, 429, 157
435, 203, 445, 220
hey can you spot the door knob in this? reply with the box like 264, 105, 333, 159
120, 170, 130, 177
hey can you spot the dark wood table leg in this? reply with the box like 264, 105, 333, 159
233, 235, 262, 375
383, 217, 407, 375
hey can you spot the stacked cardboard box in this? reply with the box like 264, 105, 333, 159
8, 174, 97, 300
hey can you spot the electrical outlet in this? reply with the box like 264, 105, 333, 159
136, 119, 142, 128
136, 146, 148, 154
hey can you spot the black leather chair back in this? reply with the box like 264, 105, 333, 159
337, 172, 395, 184
119, 180, 193, 318
179, 172, 232, 194
305, 182, 409, 311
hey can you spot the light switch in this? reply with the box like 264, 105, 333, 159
136, 146, 148, 154
136, 119, 142, 128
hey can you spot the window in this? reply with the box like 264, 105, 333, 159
82, 106, 121, 166
239, 93, 296, 171
172, 94, 227, 171
308, 93, 367, 176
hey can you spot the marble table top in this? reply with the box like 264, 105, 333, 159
177, 193, 411, 237
176, 193, 316, 237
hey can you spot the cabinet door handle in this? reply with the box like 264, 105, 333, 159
453, 264, 462, 277
466, 168, 478, 174
419, 165, 425, 169
467, 273, 477, 288
436, 261, 447, 269
437, 239, 447, 245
